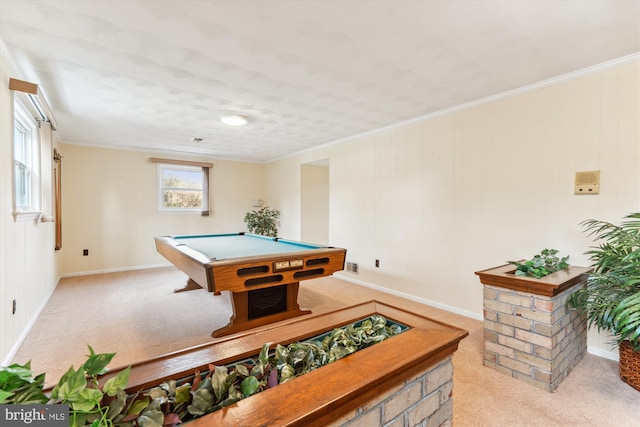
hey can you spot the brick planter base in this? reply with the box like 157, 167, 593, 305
331, 356, 455, 427
476, 265, 590, 392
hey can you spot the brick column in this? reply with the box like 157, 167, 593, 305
476, 265, 590, 392
483, 283, 587, 391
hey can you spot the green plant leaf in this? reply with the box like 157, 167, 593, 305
103, 365, 131, 396
209, 367, 228, 401
127, 396, 151, 415
187, 388, 214, 416
0, 368, 48, 404
227, 382, 242, 401
107, 389, 128, 418
258, 342, 270, 367
0, 362, 36, 388
175, 383, 192, 404
9, 382, 49, 404
235, 364, 250, 378
612, 293, 640, 346
50, 365, 75, 400
274, 344, 289, 369
279, 364, 295, 383
137, 409, 164, 427
70, 387, 103, 412
145, 386, 167, 401
0, 389, 13, 403
82, 346, 116, 377
69, 412, 87, 427
240, 375, 260, 397
56, 367, 88, 402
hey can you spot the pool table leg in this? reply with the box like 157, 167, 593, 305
211, 283, 311, 338
173, 278, 203, 293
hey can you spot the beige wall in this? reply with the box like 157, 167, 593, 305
301, 164, 329, 245
59, 144, 265, 275
265, 60, 640, 358
1, 53, 60, 364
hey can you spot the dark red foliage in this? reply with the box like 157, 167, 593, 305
266, 368, 278, 389
163, 413, 182, 426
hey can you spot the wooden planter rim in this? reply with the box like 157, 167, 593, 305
475, 263, 592, 297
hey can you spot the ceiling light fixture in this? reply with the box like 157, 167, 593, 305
220, 115, 247, 126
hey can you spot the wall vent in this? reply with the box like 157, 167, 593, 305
346, 261, 359, 274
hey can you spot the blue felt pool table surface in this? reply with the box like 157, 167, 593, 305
171, 233, 324, 260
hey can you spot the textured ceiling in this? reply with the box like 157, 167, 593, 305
0, 0, 638, 162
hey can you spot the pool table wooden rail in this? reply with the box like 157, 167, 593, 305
155, 235, 347, 294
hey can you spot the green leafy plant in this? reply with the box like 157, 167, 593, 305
51, 346, 131, 427
244, 206, 280, 237
0, 360, 49, 405
508, 248, 570, 278
567, 213, 640, 351
0, 316, 404, 426
120, 315, 403, 425
0, 345, 131, 427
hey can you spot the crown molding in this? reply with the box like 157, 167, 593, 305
276, 52, 640, 164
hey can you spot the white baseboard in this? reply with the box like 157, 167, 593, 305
334, 272, 483, 321
59, 263, 172, 278
2, 282, 58, 367
587, 346, 619, 361
3, 266, 173, 366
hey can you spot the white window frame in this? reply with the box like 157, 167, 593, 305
13, 96, 41, 222
157, 163, 207, 214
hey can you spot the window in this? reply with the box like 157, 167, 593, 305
13, 97, 41, 221
158, 163, 208, 213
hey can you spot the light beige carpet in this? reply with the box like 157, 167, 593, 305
10, 267, 639, 426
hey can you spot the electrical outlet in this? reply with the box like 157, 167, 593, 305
346, 262, 359, 274
375, 259, 380, 268
83, 249, 89, 256
12, 299, 16, 315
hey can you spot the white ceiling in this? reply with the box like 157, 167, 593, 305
1, 0, 638, 163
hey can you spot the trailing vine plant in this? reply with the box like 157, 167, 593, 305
0, 345, 130, 427
0, 315, 404, 427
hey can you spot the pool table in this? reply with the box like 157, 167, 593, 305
155, 233, 346, 337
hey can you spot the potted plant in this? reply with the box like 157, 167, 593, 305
244, 206, 280, 237
508, 248, 570, 278
567, 213, 640, 391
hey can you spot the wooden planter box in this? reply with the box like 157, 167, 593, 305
101, 300, 468, 426
475, 264, 591, 392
